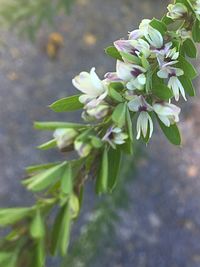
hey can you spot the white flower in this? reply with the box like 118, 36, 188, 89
194, 0, 200, 15
145, 27, 164, 49
53, 128, 78, 150
157, 67, 186, 101
72, 67, 107, 105
104, 72, 122, 82
103, 127, 128, 149
153, 102, 181, 127
165, 47, 179, 61
129, 20, 163, 49
128, 96, 153, 140
167, 3, 188, 20
116, 60, 146, 91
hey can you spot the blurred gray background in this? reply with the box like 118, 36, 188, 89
0, 0, 200, 266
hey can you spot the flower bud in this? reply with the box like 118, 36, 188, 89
53, 128, 78, 150
177, 28, 191, 40
167, 3, 188, 20
194, 0, 200, 16
86, 104, 109, 120
74, 140, 92, 158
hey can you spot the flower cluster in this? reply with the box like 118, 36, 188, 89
57, 19, 186, 152
53, 2, 199, 157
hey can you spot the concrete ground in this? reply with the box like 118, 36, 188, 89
0, 0, 200, 266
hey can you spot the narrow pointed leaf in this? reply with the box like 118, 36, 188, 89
23, 162, 66, 191
96, 148, 108, 194
112, 103, 127, 127
37, 139, 57, 150
61, 164, 73, 195
107, 148, 121, 192
49, 95, 83, 112
30, 210, 45, 239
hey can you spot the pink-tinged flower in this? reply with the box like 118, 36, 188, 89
129, 19, 151, 40
157, 67, 186, 101
114, 39, 150, 59
116, 60, 146, 90
104, 72, 122, 82
153, 102, 181, 127
128, 96, 153, 140
102, 127, 128, 149
72, 67, 107, 105
167, 3, 188, 20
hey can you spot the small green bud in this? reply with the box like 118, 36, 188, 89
53, 128, 78, 150
74, 140, 92, 157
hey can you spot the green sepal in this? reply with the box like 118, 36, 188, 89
105, 46, 123, 61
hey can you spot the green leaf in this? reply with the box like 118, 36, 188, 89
176, 56, 198, 79
161, 15, 173, 25
0, 207, 32, 227
105, 46, 122, 61
120, 51, 141, 64
37, 139, 57, 150
34, 121, 88, 130
107, 148, 121, 192
179, 76, 195, 96
108, 86, 124, 102
182, 38, 197, 58
108, 82, 124, 91
23, 162, 66, 191
126, 108, 133, 142
96, 147, 108, 194
26, 162, 62, 174
0, 252, 17, 267
112, 103, 127, 127
50, 206, 65, 256
59, 204, 71, 256
192, 19, 200, 43
141, 54, 150, 69
121, 107, 134, 154
61, 164, 73, 195
0, 252, 13, 264
35, 239, 45, 267
30, 210, 45, 239
49, 95, 83, 112
157, 117, 181, 145
90, 136, 103, 148
152, 83, 173, 100
150, 18, 167, 35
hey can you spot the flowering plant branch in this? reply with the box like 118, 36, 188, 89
0, 0, 200, 266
